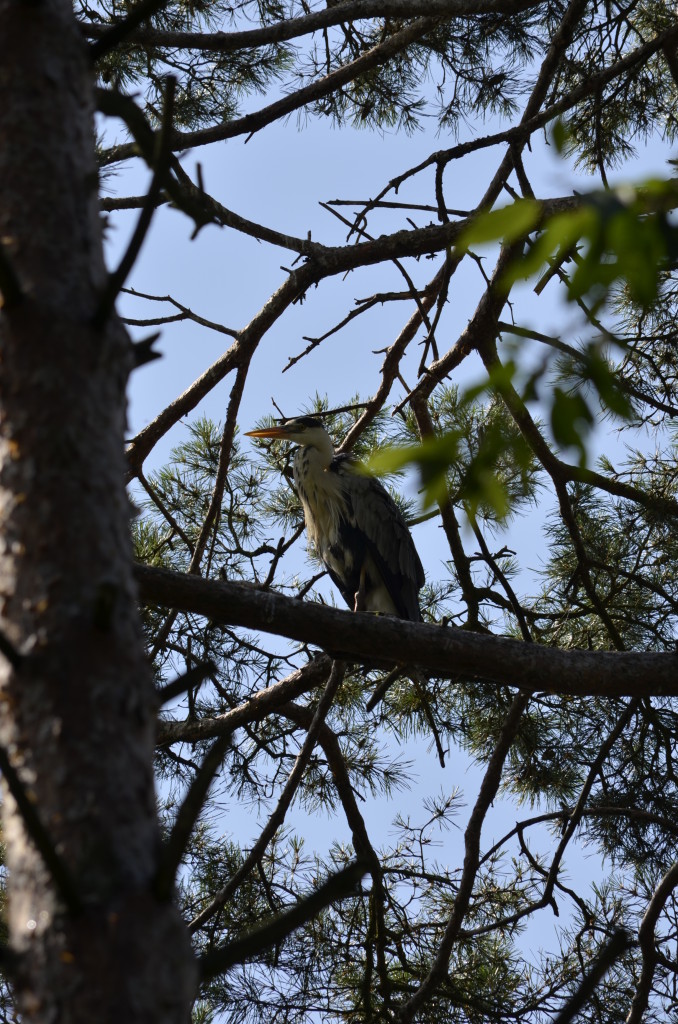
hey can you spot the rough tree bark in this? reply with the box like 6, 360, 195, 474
0, 2, 196, 1019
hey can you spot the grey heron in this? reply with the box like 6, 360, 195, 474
245, 417, 425, 620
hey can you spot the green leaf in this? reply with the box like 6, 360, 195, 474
503, 207, 597, 286
550, 118, 569, 155
463, 360, 517, 404
542, 206, 599, 253
368, 433, 462, 509
459, 199, 540, 249
550, 388, 593, 462
581, 348, 633, 419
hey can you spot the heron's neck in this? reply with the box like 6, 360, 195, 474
305, 433, 334, 470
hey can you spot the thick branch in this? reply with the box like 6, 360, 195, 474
135, 564, 678, 697
84, 0, 543, 54
101, 16, 443, 162
157, 656, 333, 745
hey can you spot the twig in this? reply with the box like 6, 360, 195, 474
468, 515, 532, 641
154, 729, 233, 899
410, 673, 446, 767
198, 859, 367, 980
365, 666, 404, 711
155, 660, 215, 707
89, 0, 172, 62
320, 199, 433, 338
93, 76, 176, 329
283, 298, 381, 373
126, 268, 310, 479
123, 287, 239, 338
131, 331, 162, 367
554, 929, 631, 1024
327, 198, 470, 216
339, 275, 448, 451
189, 661, 345, 932
100, 193, 169, 212
187, 360, 249, 578
137, 468, 195, 555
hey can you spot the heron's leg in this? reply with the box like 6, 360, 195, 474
354, 564, 367, 612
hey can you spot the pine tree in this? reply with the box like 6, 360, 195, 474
1, 1, 678, 1022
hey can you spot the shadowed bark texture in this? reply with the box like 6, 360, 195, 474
0, 2, 196, 1020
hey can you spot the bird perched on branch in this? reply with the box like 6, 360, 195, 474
245, 416, 424, 620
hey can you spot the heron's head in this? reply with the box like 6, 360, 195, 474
245, 416, 332, 451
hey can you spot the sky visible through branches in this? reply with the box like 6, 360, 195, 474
5, 3, 678, 1022
83, 2, 678, 1016
105, 90, 673, 969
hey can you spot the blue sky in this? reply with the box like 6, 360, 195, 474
111, 110, 674, 456
105, 94, 677, 967
111, 111, 675, 626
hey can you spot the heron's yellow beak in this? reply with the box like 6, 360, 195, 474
244, 426, 291, 439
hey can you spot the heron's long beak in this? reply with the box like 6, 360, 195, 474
244, 426, 292, 439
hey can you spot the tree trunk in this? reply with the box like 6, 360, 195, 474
0, 2, 196, 1019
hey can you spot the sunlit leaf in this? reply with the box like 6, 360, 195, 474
458, 199, 540, 249
369, 432, 462, 508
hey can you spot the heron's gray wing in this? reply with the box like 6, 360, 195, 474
333, 459, 424, 620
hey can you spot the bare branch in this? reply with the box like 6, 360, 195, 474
189, 660, 345, 932
123, 288, 239, 338
126, 268, 312, 477
626, 862, 678, 1024
136, 564, 678, 698
88, 0, 173, 62
93, 76, 176, 329
198, 859, 367, 981
85, 0, 543, 57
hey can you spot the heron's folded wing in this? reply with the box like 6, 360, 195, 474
333, 460, 424, 621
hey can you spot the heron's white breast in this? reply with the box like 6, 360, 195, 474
293, 446, 347, 554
